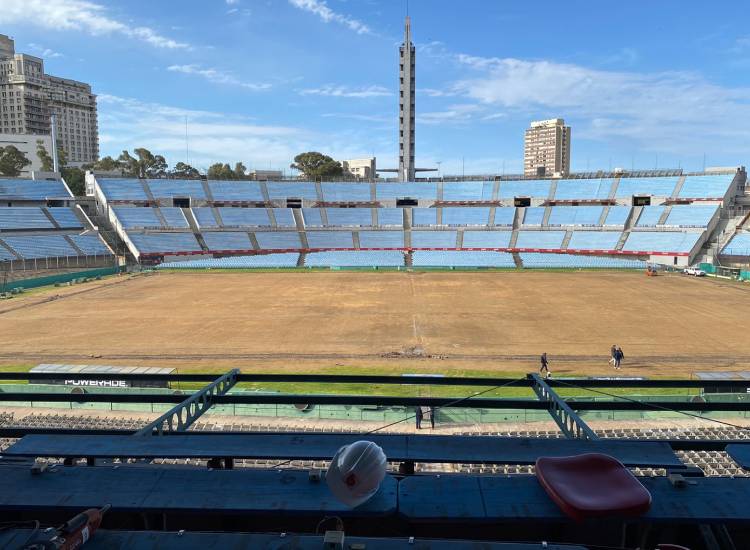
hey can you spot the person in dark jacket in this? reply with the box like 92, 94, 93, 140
415, 406, 424, 429
429, 406, 437, 429
614, 347, 624, 369
540, 352, 550, 378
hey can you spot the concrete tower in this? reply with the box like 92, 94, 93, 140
398, 16, 415, 182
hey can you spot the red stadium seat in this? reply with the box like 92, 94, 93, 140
535, 453, 652, 522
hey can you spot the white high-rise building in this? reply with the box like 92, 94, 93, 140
524, 118, 570, 177
0, 34, 98, 165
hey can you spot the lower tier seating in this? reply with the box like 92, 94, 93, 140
412, 250, 516, 267
304, 250, 405, 267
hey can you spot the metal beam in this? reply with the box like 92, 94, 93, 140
529, 373, 598, 440
135, 369, 239, 436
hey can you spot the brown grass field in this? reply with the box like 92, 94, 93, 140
0, 270, 749, 378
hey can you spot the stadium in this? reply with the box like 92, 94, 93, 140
2, 167, 750, 549
3, 3, 750, 548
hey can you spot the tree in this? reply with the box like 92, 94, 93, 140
117, 148, 168, 178
61, 167, 85, 196
234, 162, 247, 179
36, 140, 54, 172
0, 146, 31, 177
86, 156, 121, 172
172, 162, 200, 179
207, 163, 236, 180
56, 145, 68, 168
290, 152, 342, 179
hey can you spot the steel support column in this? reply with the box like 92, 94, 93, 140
136, 369, 239, 436
529, 373, 598, 440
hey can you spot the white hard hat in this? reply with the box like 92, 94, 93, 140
326, 440, 387, 508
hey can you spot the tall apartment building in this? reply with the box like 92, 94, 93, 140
524, 118, 570, 177
0, 34, 98, 165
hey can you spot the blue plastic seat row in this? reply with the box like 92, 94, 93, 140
0, 179, 72, 200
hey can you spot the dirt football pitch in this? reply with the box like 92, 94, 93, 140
0, 270, 749, 378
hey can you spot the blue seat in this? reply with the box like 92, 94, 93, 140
663, 205, 716, 227
321, 182, 371, 202
603, 207, 631, 226
266, 182, 318, 201
326, 208, 372, 226
553, 179, 613, 200
128, 233, 202, 254
255, 232, 302, 250
193, 208, 221, 228
0, 208, 54, 230
112, 207, 162, 228
96, 179, 147, 201
208, 181, 264, 202
377, 208, 404, 226
306, 231, 354, 248
623, 232, 701, 254
547, 206, 603, 226
498, 180, 550, 199
442, 207, 490, 226
159, 207, 189, 228
305, 250, 404, 267
148, 180, 206, 200
302, 208, 324, 227
635, 206, 666, 227
68, 234, 111, 256
462, 231, 512, 248
441, 181, 484, 201
47, 208, 82, 229
412, 250, 515, 267
3, 235, 78, 258
515, 231, 566, 249
566, 231, 621, 251
722, 233, 750, 256
616, 177, 679, 198
219, 208, 271, 227
679, 175, 734, 199
359, 231, 404, 248
412, 208, 437, 226
411, 231, 457, 248
203, 232, 253, 251
520, 253, 645, 269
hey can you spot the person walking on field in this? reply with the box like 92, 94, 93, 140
429, 406, 437, 429
539, 352, 550, 378
614, 347, 624, 369
609, 345, 617, 367
414, 406, 424, 430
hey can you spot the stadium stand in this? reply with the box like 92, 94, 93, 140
461, 230, 512, 249
305, 250, 405, 267
547, 206, 603, 226
159, 207, 189, 228
47, 207, 83, 229
603, 206, 631, 226
306, 231, 354, 248
326, 208, 372, 226
721, 232, 750, 256
358, 230, 404, 248
193, 207, 221, 228
267, 182, 319, 200
515, 231, 567, 250
635, 206, 666, 227
128, 233, 202, 254
411, 230, 457, 248
219, 207, 271, 227
441, 181, 488, 201
0, 178, 73, 201
375, 182, 437, 200
663, 205, 717, 227
412, 208, 437, 226
97, 179, 148, 201
1, 235, 77, 258
498, 180, 550, 199
0, 207, 55, 230
321, 182, 371, 202
377, 208, 404, 226
208, 181, 264, 202
112, 206, 162, 228
413, 250, 515, 267
68, 233, 112, 255
622, 232, 701, 254
492, 207, 515, 226
149, 180, 207, 200
272, 208, 296, 227
522, 207, 545, 226
442, 207, 490, 226
159, 253, 300, 269
202, 232, 253, 251
679, 174, 735, 198
301, 208, 324, 227
254, 232, 302, 249
616, 176, 680, 198
520, 253, 646, 269
565, 231, 622, 251
552, 179, 612, 200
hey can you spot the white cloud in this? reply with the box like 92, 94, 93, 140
449, 54, 750, 154
288, 0, 371, 35
167, 65, 271, 91
300, 85, 391, 98
97, 94, 310, 170
27, 43, 63, 58
0, 0, 189, 50
418, 104, 482, 125
226, 0, 239, 4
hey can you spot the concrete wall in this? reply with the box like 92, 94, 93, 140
0, 133, 53, 176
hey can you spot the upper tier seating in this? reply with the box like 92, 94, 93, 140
208, 181, 264, 202
462, 231, 512, 248
267, 183, 318, 200
255, 232, 302, 249
112, 207, 162, 228
321, 182, 371, 202
218, 208, 271, 226
553, 179, 613, 200
359, 231, 404, 248
306, 231, 354, 248
148, 180, 206, 200
128, 233, 202, 254
566, 231, 622, 250
0, 246, 16, 260
663, 205, 717, 227
678, 174, 734, 199
305, 250, 405, 267
302, 208, 324, 227
548, 206, 603, 226
159, 207, 189, 228
520, 253, 646, 269
0, 208, 54, 230
98, 179, 148, 201
442, 207, 491, 226
193, 208, 221, 228
522, 207, 545, 226
272, 208, 295, 226
498, 180, 551, 199
411, 231, 457, 248
377, 208, 404, 226
0, 178, 72, 200
159, 253, 300, 269
47, 207, 82, 229
2, 235, 77, 258
622, 232, 701, 254
616, 177, 679, 198
493, 208, 515, 226
722, 233, 750, 256
412, 250, 515, 267
603, 206, 631, 226
203, 232, 253, 251
635, 206, 666, 227
68, 234, 111, 255
412, 208, 437, 226
515, 231, 567, 249
326, 208, 372, 226
375, 183, 437, 200
442, 181, 494, 202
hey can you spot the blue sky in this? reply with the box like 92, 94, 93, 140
2, 0, 749, 175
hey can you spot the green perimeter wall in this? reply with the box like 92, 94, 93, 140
1, 266, 121, 292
